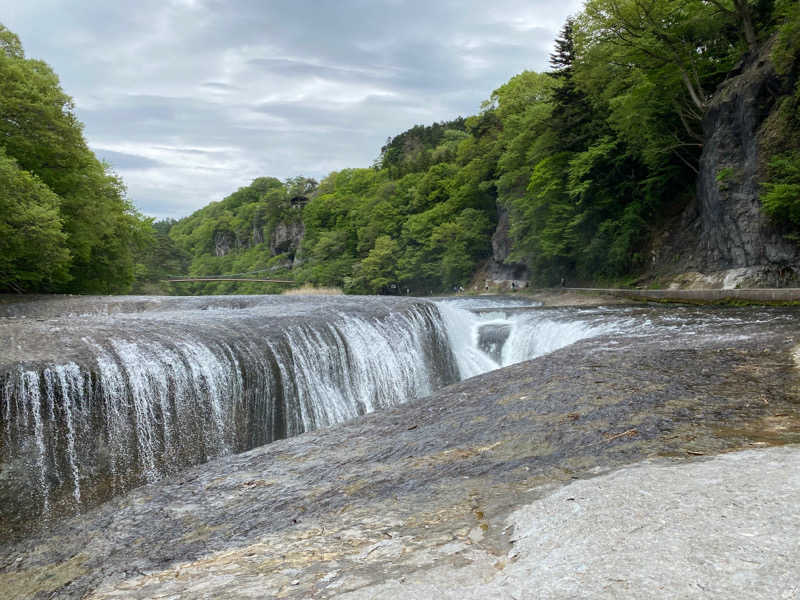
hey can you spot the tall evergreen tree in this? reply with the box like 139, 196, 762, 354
548, 18, 595, 153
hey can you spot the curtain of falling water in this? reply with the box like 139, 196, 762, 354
0, 303, 457, 530
434, 300, 619, 379
1, 298, 620, 536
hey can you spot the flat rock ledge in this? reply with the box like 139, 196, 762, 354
2, 308, 800, 599
342, 446, 800, 599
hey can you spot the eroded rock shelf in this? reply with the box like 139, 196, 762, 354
1, 301, 798, 599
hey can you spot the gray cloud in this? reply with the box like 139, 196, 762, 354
95, 150, 164, 171
2, 0, 583, 219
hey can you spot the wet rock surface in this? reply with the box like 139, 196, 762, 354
0, 295, 458, 542
476, 323, 511, 362
340, 445, 800, 599
1, 305, 799, 599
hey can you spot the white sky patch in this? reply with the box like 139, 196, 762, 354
95, 143, 241, 168
461, 54, 493, 73
2, 0, 586, 219
494, 0, 585, 31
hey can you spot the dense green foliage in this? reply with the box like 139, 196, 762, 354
131, 218, 190, 294
163, 117, 499, 295
9, 1, 788, 295
772, 0, 800, 74
295, 115, 498, 293
760, 1, 800, 232
3, 3, 799, 296
379, 118, 468, 177
161, 177, 315, 295
0, 25, 152, 293
169, 1, 798, 292
0, 149, 70, 289
761, 73, 800, 230
500, 0, 760, 284
762, 151, 800, 226
500, 0, 797, 284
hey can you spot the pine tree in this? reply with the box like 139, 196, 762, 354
548, 19, 594, 153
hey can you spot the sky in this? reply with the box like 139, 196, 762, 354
2, 0, 584, 220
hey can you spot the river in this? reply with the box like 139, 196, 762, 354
0, 294, 797, 538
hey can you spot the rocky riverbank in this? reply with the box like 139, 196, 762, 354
1, 305, 799, 599
524, 287, 800, 306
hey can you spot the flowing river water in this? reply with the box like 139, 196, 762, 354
0, 294, 794, 537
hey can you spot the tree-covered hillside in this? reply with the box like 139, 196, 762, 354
5, 0, 799, 296
163, 116, 498, 295
166, 0, 799, 293
0, 26, 153, 294
161, 176, 316, 295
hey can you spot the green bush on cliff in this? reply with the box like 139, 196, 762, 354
762, 152, 800, 227
772, 0, 800, 75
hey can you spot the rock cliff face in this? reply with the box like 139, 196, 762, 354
656, 43, 799, 287
487, 206, 528, 283
269, 220, 304, 258
213, 231, 236, 257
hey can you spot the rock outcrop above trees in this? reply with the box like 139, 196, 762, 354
269, 220, 304, 258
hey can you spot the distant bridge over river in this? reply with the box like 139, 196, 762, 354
164, 278, 296, 284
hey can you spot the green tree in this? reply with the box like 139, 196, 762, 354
346, 235, 400, 293
762, 151, 800, 227
0, 23, 153, 293
0, 150, 70, 291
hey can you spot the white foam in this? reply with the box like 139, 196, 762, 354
435, 300, 619, 379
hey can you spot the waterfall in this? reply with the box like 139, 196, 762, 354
435, 303, 498, 378
435, 300, 618, 379
0, 300, 457, 531
0, 295, 620, 535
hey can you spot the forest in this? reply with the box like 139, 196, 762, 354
2, 0, 799, 295
0, 26, 152, 294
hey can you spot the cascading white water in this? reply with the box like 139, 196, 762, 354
0, 296, 626, 529
436, 303, 498, 378
50, 364, 84, 503
24, 371, 49, 512
501, 312, 612, 365
0, 301, 456, 521
435, 300, 618, 379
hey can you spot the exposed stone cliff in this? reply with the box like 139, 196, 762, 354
655, 41, 800, 287
269, 220, 304, 259
486, 205, 529, 284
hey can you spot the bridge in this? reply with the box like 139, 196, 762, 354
164, 278, 296, 284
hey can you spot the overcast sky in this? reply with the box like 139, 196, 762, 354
3, 0, 583, 219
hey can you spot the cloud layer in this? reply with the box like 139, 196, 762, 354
3, 0, 583, 219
